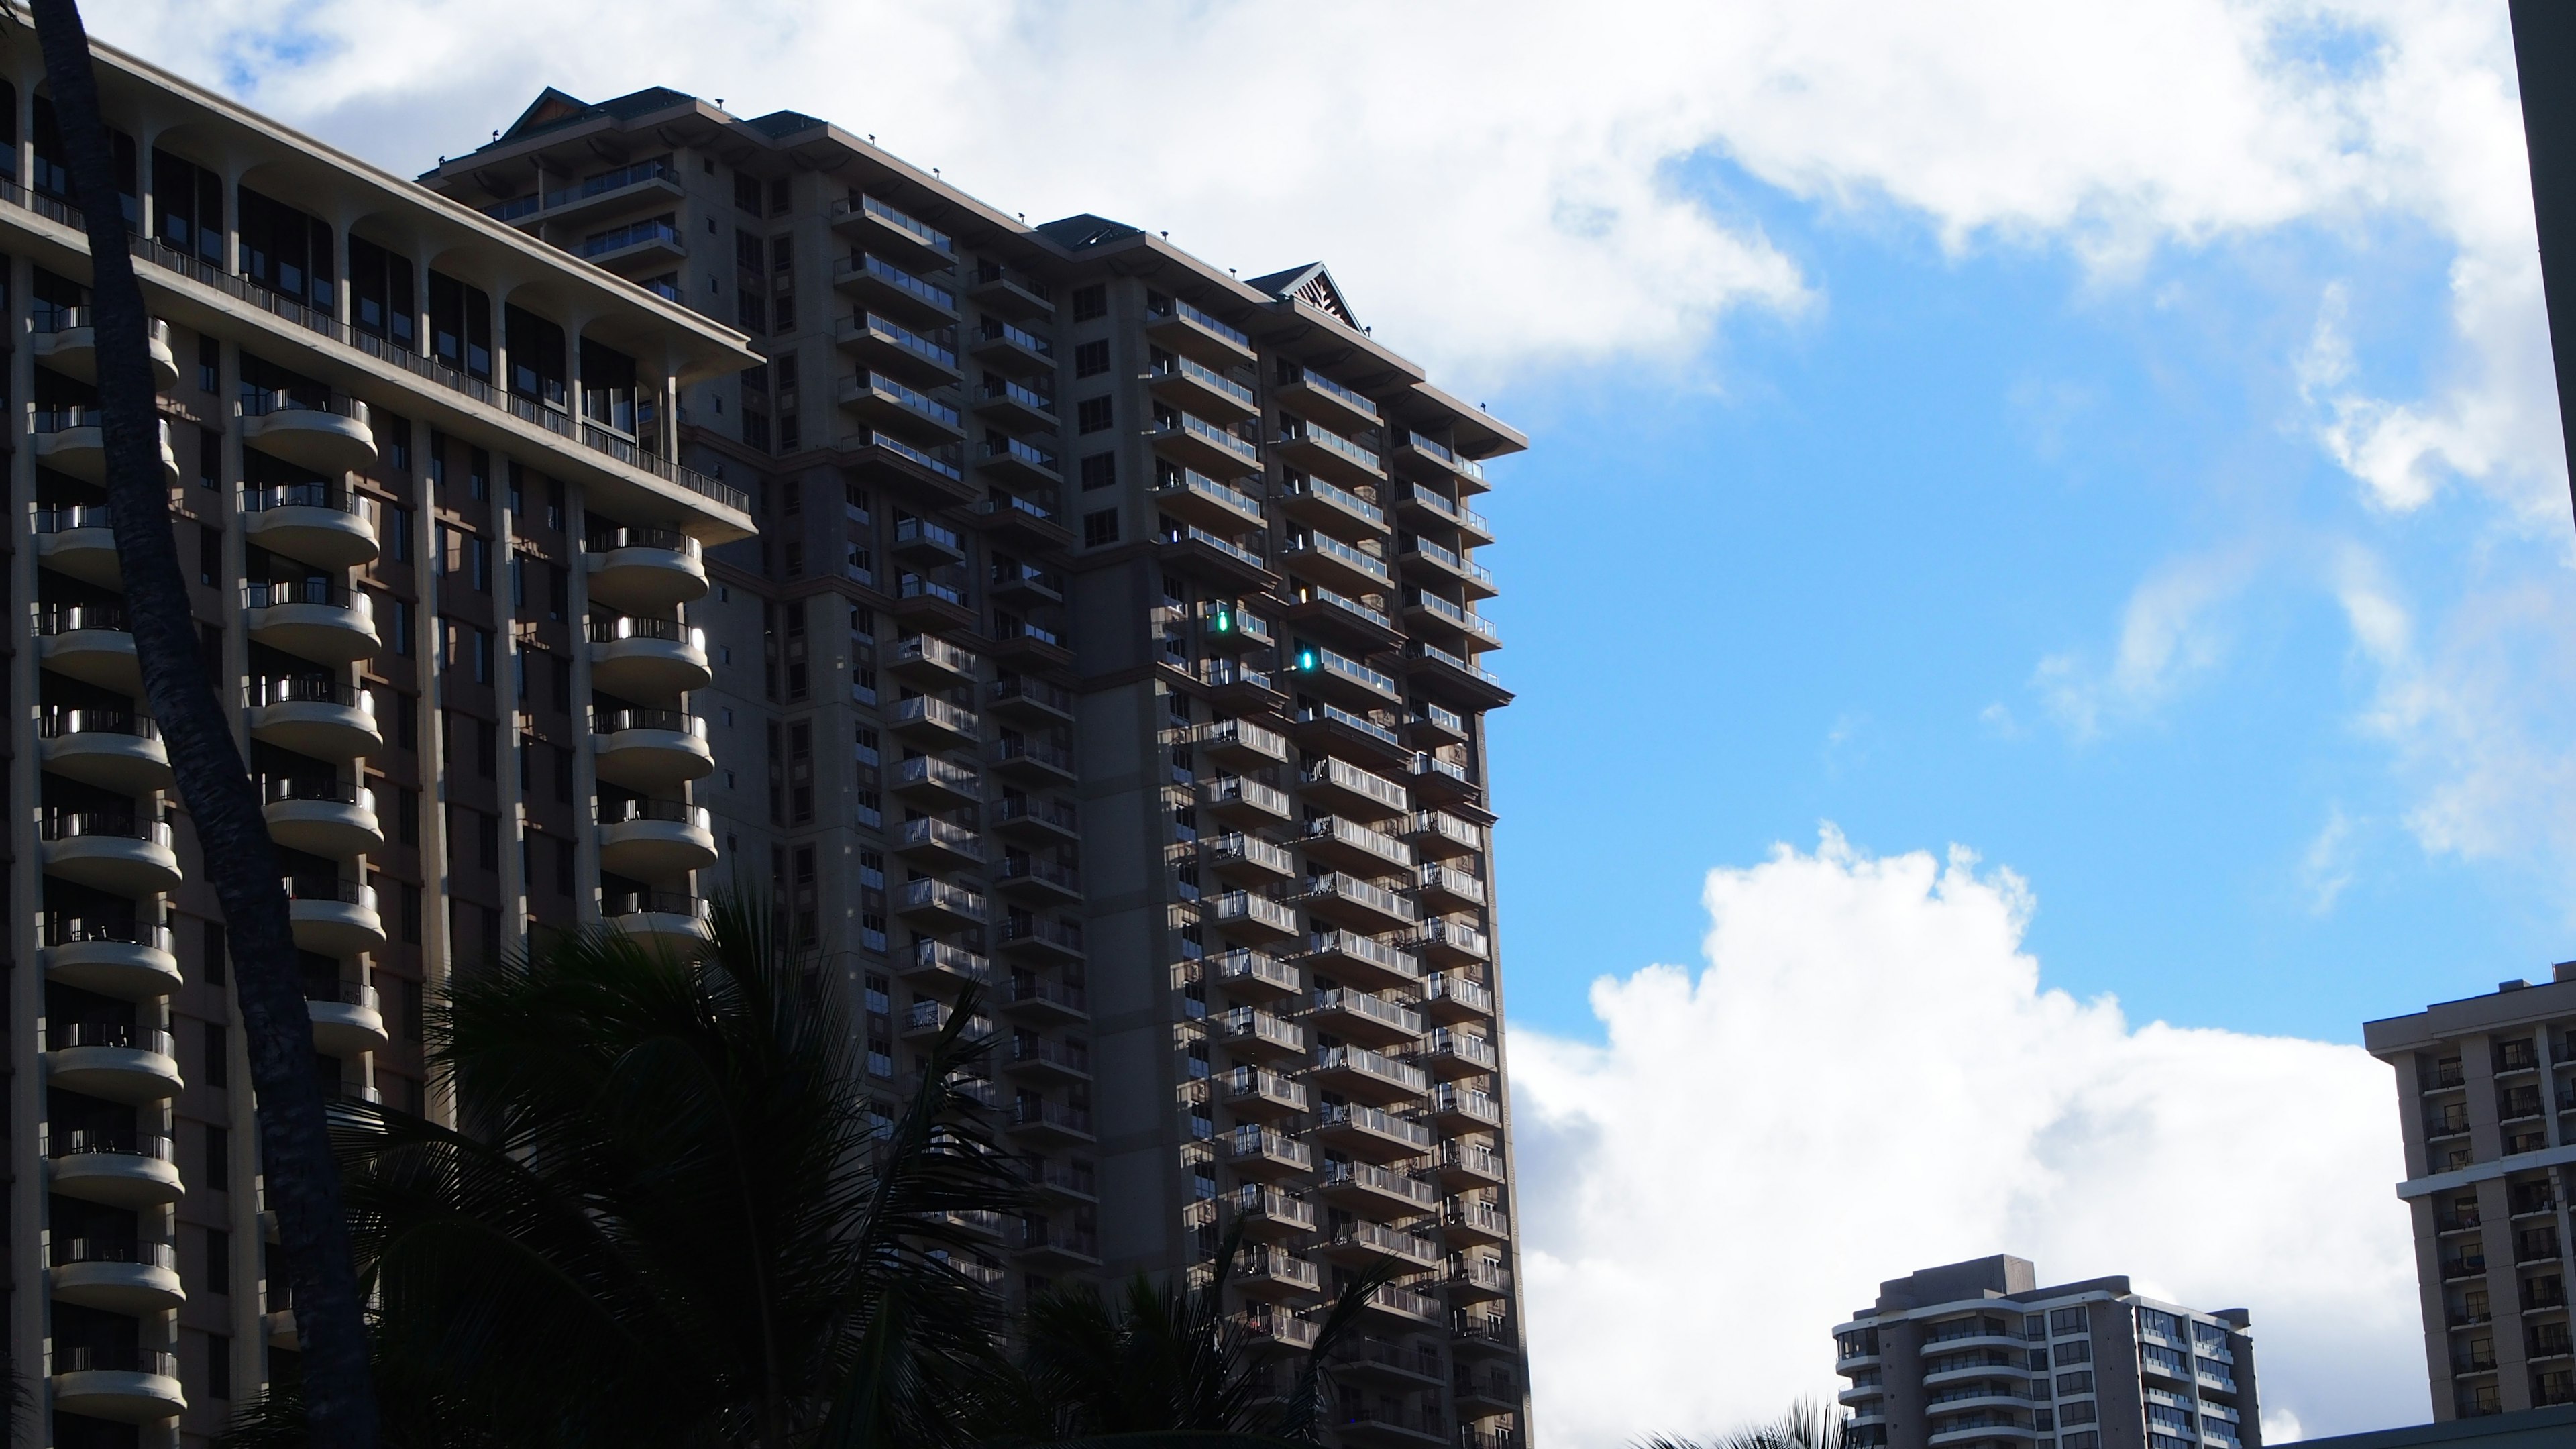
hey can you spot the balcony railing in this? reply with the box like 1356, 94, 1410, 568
1151, 298, 1250, 347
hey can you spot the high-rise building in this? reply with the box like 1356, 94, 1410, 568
2364, 967, 2576, 1419
418, 87, 1531, 1449
1833, 1255, 2261, 1449
0, 21, 761, 1449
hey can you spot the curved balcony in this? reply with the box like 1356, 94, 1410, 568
245, 677, 382, 760
242, 581, 380, 665
51, 1345, 185, 1424
33, 313, 180, 391
34, 604, 140, 691
44, 1022, 182, 1104
40, 813, 180, 896
47, 1129, 183, 1207
586, 616, 710, 697
240, 483, 379, 569
308, 982, 388, 1056
32, 503, 122, 586
260, 777, 382, 858
32, 411, 178, 487
241, 394, 376, 474
39, 711, 171, 794
284, 877, 384, 955
41, 918, 179, 1000
590, 708, 715, 788
601, 891, 713, 953
598, 799, 717, 879
584, 527, 708, 610
48, 1238, 184, 1313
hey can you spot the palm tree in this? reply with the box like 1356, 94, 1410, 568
1640, 1399, 1853, 1449
227, 896, 1027, 1449
21, 3, 376, 1445
970, 1217, 1405, 1447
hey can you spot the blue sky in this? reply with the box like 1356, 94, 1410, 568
95, 0, 2574, 1436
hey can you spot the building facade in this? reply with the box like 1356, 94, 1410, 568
2364, 967, 2576, 1419
0, 21, 761, 1448
1833, 1256, 2260, 1449
419, 87, 1532, 1449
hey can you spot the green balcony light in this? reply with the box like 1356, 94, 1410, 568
1212, 605, 1235, 635
1294, 648, 1320, 673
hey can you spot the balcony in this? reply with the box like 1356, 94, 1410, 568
892, 695, 981, 751
34, 410, 178, 486
1156, 523, 1273, 588
1285, 645, 1402, 710
1429, 1083, 1504, 1130
990, 615, 1073, 670
261, 777, 382, 858
1205, 890, 1301, 943
578, 216, 686, 268
894, 754, 982, 812
601, 892, 713, 953
32, 503, 122, 586
598, 799, 718, 878
1313, 1044, 1431, 1105
1210, 946, 1303, 998
1272, 362, 1380, 431
1291, 704, 1411, 765
48, 1236, 183, 1313
1300, 873, 1421, 934
1399, 535, 1498, 602
1307, 987, 1425, 1046
240, 483, 379, 570
1224, 1182, 1318, 1240
33, 311, 180, 390
242, 393, 377, 474
40, 918, 178, 1000
40, 813, 180, 896
284, 877, 384, 955
1322, 1220, 1442, 1270
1005, 1097, 1095, 1146
997, 914, 1085, 962
584, 527, 709, 610
1413, 863, 1486, 915
1222, 1065, 1311, 1120
1407, 755, 1479, 810
977, 378, 1057, 433
990, 735, 1076, 784
1204, 774, 1292, 826
992, 793, 1079, 844
988, 674, 1075, 724
1277, 421, 1387, 488
834, 252, 959, 322
1318, 1161, 1440, 1215
892, 815, 983, 873
991, 561, 1065, 608
1220, 1124, 1312, 1177
1152, 408, 1263, 478
842, 370, 963, 440
1003, 976, 1089, 1023
892, 634, 979, 690
967, 261, 1053, 319
1199, 716, 1291, 768
979, 435, 1063, 488
1397, 481, 1497, 547
1434, 1139, 1507, 1190
1012, 1216, 1101, 1267
1302, 929, 1421, 991
242, 580, 380, 665
996, 855, 1082, 904
1206, 833, 1297, 886
307, 981, 389, 1056
1404, 810, 1485, 860
1405, 589, 1503, 652
1148, 354, 1258, 420
902, 999, 992, 1044
46, 1128, 182, 1208
1229, 1246, 1323, 1301
1199, 600, 1276, 653
896, 575, 977, 633
1146, 297, 1255, 365
830, 194, 956, 270
1409, 702, 1470, 749
971, 316, 1055, 375
1407, 642, 1512, 711
845, 429, 969, 500
901, 939, 992, 991
35, 603, 140, 690
1444, 1197, 1511, 1246
1410, 918, 1492, 968
1299, 816, 1413, 873
1152, 470, 1269, 537
1418, 971, 1496, 1024
590, 709, 716, 789
1280, 530, 1393, 595
839, 310, 960, 385
50, 1345, 185, 1424
1238, 1305, 1320, 1353
1004, 1034, 1091, 1085
1415, 1028, 1500, 1081
1197, 658, 1279, 712
1303, 756, 1410, 821
39, 711, 170, 794
1210, 1006, 1306, 1061
1313, 1100, 1436, 1163
44, 1022, 181, 1104
245, 677, 380, 759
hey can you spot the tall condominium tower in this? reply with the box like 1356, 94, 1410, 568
1834, 1256, 2261, 1449
2365, 967, 2576, 1419
420, 87, 1532, 1449
0, 19, 759, 1449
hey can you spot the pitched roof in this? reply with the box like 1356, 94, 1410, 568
491, 86, 701, 150
1245, 262, 1357, 327
1034, 213, 1145, 250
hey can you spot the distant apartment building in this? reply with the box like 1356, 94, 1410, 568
420, 85, 1531, 1449
1833, 1255, 2260, 1449
2365, 967, 2576, 1419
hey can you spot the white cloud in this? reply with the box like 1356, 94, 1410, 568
2035, 545, 2261, 736
2300, 804, 2358, 915
1510, 830, 2420, 1446
68, 0, 2543, 409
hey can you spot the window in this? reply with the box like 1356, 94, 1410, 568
477, 720, 498, 778
2049, 1307, 2086, 1336
1071, 284, 1106, 321
197, 426, 219, 488
1076, 396, 1114, 434
2051, 1340, 2090, 1366
735, 170, 763, 213
204, 1023, 227, 1090
402, 978, 425, 1043
1074, 339, 1110, 377
199, 523, 221, 585
204, 1332, 232, 1401
2058, 1402, 2096, 1427
1082, 509, 1119, 548
203, 921, 227, 987
400, 883, 423, 944
1079, 452, 1116, 491
2023, 1314, 2047, 1341
204, 1228, 231, 1295
2054, 1371, 2092, 1394
205, 1124, 229, 1191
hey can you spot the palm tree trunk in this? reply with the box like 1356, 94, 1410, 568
25, 5, 378, 1446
